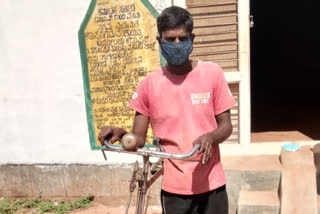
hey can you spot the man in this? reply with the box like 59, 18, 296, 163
98, 6, 235, 214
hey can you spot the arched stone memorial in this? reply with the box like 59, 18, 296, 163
79, 0, 164, 149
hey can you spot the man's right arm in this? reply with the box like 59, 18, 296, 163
131, 111, 150, 148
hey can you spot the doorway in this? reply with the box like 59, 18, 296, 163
250, 1, 320, 142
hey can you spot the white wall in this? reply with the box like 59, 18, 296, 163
0, 0, 177, 164
150, 0, 186, 10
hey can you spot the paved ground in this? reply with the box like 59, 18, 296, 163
251, 130, 313, 142
70, 203, 162, 214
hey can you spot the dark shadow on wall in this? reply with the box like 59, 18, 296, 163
250, 0, 320, 140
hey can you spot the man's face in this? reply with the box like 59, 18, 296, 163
156, 27, 195, 67
158, 27, 195, 43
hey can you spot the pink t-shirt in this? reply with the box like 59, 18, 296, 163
129, 61, 236, 194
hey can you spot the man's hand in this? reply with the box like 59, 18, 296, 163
193, 133, 214, 165
98, 111, 149, 150
98, 126, 127, 146
192, 110, 233, 165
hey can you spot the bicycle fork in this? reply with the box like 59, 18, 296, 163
136, 156, 149, 214
125, 155, 163, 214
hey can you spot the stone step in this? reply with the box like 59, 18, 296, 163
280, 146, 318, 214
223, 155, 282, 191
223, 155, 281, 214
237, 190, 280, 214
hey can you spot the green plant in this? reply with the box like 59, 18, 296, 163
0, 198, 15, 214
0, 194, 94, 214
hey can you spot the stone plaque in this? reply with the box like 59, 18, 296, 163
79, 0, 164, 149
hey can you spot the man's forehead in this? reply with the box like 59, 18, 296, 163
162, 28, 190, 37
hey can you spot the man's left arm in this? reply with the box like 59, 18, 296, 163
193, 109, 233, 165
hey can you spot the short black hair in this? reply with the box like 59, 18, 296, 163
157, 6, 193, 37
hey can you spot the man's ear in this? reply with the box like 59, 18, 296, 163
191, 33, 196, 42
156, 35, 162, 48
156, 35, 161, 44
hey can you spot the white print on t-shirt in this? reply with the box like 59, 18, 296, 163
190, 92, 211, 105
132, 92, 138, 99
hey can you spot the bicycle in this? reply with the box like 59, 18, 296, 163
102, 134, 200, 214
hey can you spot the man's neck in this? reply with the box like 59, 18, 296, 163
166, 60, 198, 75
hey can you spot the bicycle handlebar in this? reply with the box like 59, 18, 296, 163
103, 139, 200, 161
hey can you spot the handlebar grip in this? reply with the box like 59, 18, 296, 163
103, 133, 137, 151
121, 134, 138, 150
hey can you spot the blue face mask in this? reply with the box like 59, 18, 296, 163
160, 38, 193, 66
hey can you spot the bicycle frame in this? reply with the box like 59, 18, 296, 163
102, 136, 200, 214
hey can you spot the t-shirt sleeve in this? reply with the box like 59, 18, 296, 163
128, 77, 150, 116
213, 66, 236, 115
